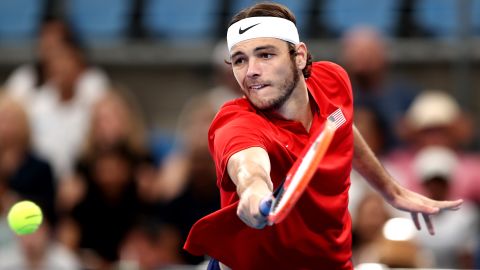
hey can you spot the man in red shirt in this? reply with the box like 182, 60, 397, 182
184, 3, 463, 269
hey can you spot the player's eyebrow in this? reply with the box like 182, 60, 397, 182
230, 51, 244, 60
254, 45, 278, 52
231, 44, 280, 59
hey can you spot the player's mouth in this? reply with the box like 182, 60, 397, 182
248, 84, 269, 91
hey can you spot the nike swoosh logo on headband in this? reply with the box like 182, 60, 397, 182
239, 23, 260, 34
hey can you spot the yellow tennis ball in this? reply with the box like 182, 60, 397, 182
7, 200, 43, 235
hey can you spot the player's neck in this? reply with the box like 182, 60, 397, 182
275, 81, 313, 131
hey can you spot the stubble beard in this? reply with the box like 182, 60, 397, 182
252, 61, 300, 112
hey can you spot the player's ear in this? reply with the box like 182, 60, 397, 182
295, 42, 307, 70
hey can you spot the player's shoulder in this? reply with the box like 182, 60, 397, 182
310, 61, 349, 81
307, 61, 353, 123
211, 97, 265, 129
217, 97, 254, 118
307, 61, 352, 96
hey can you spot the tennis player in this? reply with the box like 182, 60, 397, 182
184, 2, 463, 269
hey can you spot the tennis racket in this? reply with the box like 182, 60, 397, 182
259, 118, 337, 224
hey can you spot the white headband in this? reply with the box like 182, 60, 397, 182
227, 17, 300, 52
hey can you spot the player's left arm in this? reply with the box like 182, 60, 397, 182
352, 125, 463, 235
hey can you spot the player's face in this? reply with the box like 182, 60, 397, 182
230, 38, 300, 111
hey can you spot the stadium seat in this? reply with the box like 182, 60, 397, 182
413, 0, 480, 38
228, 0, 312, 38
0, 0, 45, 43
321, 0, 399, 37
66, 0, 133, 44
142, 0, 221, 42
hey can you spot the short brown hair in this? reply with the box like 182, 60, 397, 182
229, 2, 312, 78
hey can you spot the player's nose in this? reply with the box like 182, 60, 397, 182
246, 58, 261, 78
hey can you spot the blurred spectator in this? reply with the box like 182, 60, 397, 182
0, 221, 81, 270
57, 144, 142, 269
351, 193, 391, 265
352, 192, 431, 268
0, 93, 56, 226
4, 17, 108, 111
349, 107, 389, 219
151, 40, 240, 265
87, 88, 158, 207
399, 90, 474, 150
157, 92, 222, 265
3, 18, 110, 181
56, 89, 170, 269
83, 89, 149, 158
413, 146, 479, 269
340, 26, 419, 151
57, 89, 158, 214
156, 40, 241, 202
119, 217, 184, 270
386, 90, 480, 204
29, 41, 109, 181
4, 18, 76, 101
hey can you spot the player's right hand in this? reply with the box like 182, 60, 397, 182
237, 182, 271, 229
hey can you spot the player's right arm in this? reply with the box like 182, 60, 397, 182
227, 147, 273, 229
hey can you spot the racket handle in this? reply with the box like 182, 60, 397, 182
259, 198, 272, 217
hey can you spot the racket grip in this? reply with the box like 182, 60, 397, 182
259, 198, 272, 217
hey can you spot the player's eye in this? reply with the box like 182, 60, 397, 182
232, 57, 246, 66
260, 53, 273, 59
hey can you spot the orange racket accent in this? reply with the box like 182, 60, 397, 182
267, 119, 336, 224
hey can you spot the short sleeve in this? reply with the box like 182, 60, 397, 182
307, 61, 354, 138
209, 107, 268, 191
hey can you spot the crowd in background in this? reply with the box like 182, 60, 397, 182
0, 7, 479, 270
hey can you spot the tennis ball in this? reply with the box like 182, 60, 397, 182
7, 200, 43, 235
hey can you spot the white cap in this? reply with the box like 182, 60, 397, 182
413, 146, 458, 181
406, 90, 460, 131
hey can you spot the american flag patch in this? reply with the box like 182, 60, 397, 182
327, 108, 346, 129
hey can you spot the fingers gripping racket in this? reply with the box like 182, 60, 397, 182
259, 119, 337, 224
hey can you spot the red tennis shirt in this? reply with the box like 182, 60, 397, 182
184, 61, 354, 270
